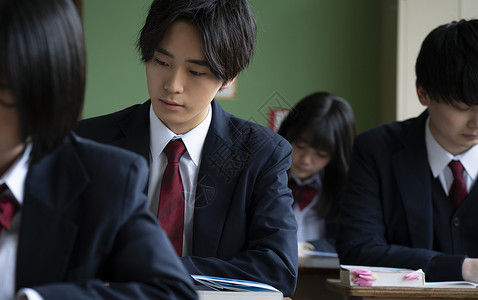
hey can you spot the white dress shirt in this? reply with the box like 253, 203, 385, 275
148, 104, 211, 256
425, 117, 478, 194
0, 144, 44, 300
289, 172, 325, 243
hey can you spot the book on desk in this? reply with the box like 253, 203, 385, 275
192, 275, 283, 300
340, 265, 425, 287
326, 278, 478, 300
339, 264, 478, 288
298, 239, 340, 269
298, 249, 340, 269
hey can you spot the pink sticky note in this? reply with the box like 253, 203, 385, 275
351, 269, 373, 277
353, 277, 374, 286
405, 272, 420, 280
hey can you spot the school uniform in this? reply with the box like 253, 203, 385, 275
75, 99, 299, 296
289, 172, 325, 243
336, 110, 478, 281
6, 134, 197, 299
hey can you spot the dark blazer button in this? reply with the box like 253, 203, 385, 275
453, 217, 460, 227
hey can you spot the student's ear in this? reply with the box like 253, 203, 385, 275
220, 77, 237, 90
416, 84, 430, 107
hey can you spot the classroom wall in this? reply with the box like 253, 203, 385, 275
82, 0, 381, 133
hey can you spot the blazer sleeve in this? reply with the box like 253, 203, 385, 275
181, 139, 298, 297
32, 156, 198, 300
336, 129, 466, 281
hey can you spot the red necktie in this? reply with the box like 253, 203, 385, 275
0, 185, 18, 238
289, 180, 318, 210
448, 160, 467, 208
158, 139, 186, 256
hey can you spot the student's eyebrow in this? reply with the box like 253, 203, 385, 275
155, 48, 209, 67
156, 48, 174, 58
187, 58, 209, 67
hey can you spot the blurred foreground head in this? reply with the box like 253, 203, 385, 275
0, 0, 86, 163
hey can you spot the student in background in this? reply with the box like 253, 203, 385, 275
75, 0, 298, 296
0, 0, 197, 299
278, 92, 356, 251
336, 19, 478, 282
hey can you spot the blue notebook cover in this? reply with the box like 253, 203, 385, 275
191, 275, 280, 293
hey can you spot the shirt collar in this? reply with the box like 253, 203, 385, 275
149, 103, 212, 166
0, 143, 31, 205
425, 116, 478, 180
459, 145, 478, 181
289, 171, 321, 188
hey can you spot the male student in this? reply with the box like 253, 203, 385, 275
0, 0, 197, 299
336, 19, 478, 282
75, 0, 298, 296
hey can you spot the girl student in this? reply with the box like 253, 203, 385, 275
278, 91, 356, 250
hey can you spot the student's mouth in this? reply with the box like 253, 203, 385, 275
160, 99, 183, 110
463, 133, 478, 140
293, 166, 309, 174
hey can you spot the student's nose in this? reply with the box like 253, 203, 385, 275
468, 107, 478, 130
164, 69, 184, 94
300, 151, 313, 164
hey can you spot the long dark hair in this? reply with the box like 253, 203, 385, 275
0, 0, 86, 163
278, 92, 356, 221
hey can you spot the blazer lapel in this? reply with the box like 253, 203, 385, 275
392, 111, 433, 249
16, 135, 88, 289
192, 100, 250, 256
113, 101, 151, 161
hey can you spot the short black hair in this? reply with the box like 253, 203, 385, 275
416, 19, 478, 105
0, 0, 86, 163
278, 92, 356, 221
138, 0, 257, 84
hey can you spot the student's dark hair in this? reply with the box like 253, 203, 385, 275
0, 0, 86, 164
138, 0, 257, 84
416, 19, 478, 105
278, 92, 356, 221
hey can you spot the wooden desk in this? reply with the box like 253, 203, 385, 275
292, 256, 342, 300
293, 266, 340, 300
197, 290, 290, 299
326, 279, 478, 300
293, 250, 341, 300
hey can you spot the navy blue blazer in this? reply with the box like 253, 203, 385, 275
16, 134, 197, 299
75, 100, 299, 296
336, 110, 478, 281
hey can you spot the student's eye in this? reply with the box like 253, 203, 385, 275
294, 142, 307, 150
451, 102, 471, 111
0, 93, 16, 108
0, 99, 11, 107
154, 58, 168, 67
190, 70, 206, 77
316, 151, 330, 159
